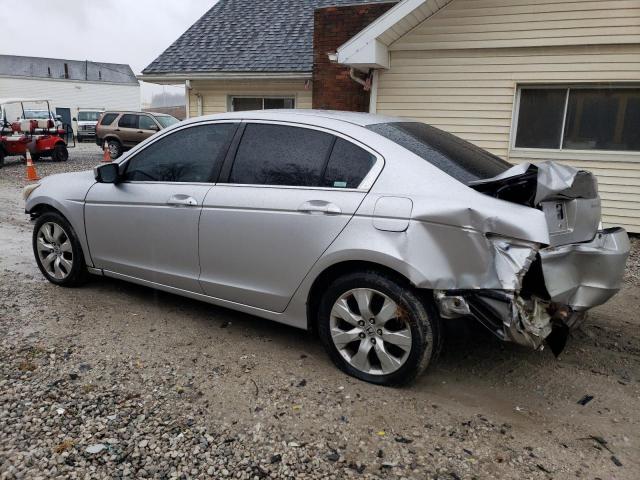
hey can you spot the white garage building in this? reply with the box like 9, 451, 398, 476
0, 55, 140, 134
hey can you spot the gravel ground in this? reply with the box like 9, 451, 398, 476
1, 148, 639, 479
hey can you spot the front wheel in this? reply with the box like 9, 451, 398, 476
0, 150, 4, 168
51, 144, 68, 162
317, 271, 442, 386
33, 212, 88, 287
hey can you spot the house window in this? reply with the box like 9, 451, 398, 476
514, 86, 640, 152
230, 96, 295, 112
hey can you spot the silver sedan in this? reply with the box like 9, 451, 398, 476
24, 110, 629, 386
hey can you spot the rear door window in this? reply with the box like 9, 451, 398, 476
118, 114, 138, 129
321, 138, 376, 189
229, 124, 334, 187
123, 123, 237, 183
100, 113, 118, 126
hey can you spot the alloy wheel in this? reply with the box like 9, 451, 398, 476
330, 288, 413, 376
36, 222, 73, 280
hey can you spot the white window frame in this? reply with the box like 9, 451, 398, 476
228, 95, 296, 112
510, 84, 640, 155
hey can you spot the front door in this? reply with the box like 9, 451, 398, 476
198, 122, 379, 312
85, 122, 238, 291
138, 114, 161, 142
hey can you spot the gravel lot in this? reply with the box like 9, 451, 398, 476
1, 146, 639, 479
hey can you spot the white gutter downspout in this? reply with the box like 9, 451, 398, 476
185, 80, 192, 119
369, 70, 379, 114
196, 93, 203, 117
349, 68, 369, 89
347, 67, 378, 114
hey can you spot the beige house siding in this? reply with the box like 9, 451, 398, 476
392, 0, 640, 50
187, 79, 312, 117
376, 0, 640, 233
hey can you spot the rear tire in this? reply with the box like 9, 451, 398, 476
0, 150, 4, 168
107, 139, 122, 159
51, 144, 68, 162
33, 212, 88, 287
317, 270, 442, 386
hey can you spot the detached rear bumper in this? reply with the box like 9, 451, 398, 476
539, 227, 630, 311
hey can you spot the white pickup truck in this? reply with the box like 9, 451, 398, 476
75, 110, 103, 142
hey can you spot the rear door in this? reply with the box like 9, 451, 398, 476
198, 121, 381, 312
116, 114, 142, 147
85, 121, 238, 291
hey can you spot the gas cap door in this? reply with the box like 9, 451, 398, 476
373, 196, 413, 232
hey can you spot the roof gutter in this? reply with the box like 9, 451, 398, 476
138, 71, 313, 84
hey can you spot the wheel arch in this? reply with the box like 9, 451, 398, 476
26, 199, 95, 268
28, 201, 66, 219
305, 259, 416, 335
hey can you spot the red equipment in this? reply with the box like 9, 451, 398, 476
0, 98, 72, 168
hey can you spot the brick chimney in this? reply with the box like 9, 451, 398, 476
312, 2, 396, 112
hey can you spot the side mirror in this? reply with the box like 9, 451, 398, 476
94, 163, 120, 183
72, 117, 77, 122
149, 124, 159, 131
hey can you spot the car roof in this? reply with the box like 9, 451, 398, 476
102, 111, 172, 116
183, 109, 410, 128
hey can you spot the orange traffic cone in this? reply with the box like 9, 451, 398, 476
102, 141, 111, 163
25, 150, 40, 181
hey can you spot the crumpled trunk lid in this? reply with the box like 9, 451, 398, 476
469, 161, 600, 246
470, 160, 629, 313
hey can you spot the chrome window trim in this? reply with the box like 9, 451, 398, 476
218, 119, 385, 192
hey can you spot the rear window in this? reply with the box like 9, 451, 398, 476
367, 122, 510, 183
100, 113, 118, 126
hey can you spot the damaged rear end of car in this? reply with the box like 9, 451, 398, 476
438, 161, 630, 355
368, 121, 630, 357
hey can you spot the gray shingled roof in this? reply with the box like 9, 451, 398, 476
143, 0, 395, 75
0, 55, 138, 85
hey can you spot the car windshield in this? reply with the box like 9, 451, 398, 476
367, 122, 511, 184
24, 110, 51, 119
154, 115, 179, 128
78, 111, 101, 122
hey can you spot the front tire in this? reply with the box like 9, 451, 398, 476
317, 271, 441, 386
33, 212, 88, 287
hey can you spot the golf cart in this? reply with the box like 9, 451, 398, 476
0, 98, 74, 168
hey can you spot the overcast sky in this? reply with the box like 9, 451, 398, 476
2, 0, 217, 103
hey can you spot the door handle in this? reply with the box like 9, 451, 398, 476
298, 200, 341, 215
167, 194, 198, 207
